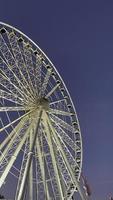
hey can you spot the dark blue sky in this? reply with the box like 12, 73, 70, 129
1, 0, 113, 199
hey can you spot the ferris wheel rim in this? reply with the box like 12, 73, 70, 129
0, 22, 83, 199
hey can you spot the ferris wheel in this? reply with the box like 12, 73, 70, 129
0, 22, 85, 200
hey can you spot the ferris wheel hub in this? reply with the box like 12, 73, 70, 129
38, 97, 49, 110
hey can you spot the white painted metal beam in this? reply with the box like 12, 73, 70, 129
43, 110, 64, 200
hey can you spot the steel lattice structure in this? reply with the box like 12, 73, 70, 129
0, 22, 85, 200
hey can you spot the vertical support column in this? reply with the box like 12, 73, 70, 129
28, 129, 33, 200
43, 110, 64, 200
17, 110, 42, 200
36, 134, 50, 199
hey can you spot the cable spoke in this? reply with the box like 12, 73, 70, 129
55, 149, 72, 189
22, 42, 36, 95
55, 130, 77, 167
0, 32, 34, 101
49, 113, 75, 133
52, 122, 76, 151
45, 83, 60, 98
0, 106, 27, 112
0, 72, 25, 102
0, 57, 34, 102
8, 31, 35, 97
49, 108, 74, 116
0, 57, 28, 99
0, 116, 29, 152
0, 89, 23, 105
0, 119, 33, 188
35, 54, 42, 96
0, 117, 29, 165
0, 110, 32, 133
50, 99, 66, 106
41, 68, 52, 97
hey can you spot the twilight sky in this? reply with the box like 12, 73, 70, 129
0, 0, 113, 199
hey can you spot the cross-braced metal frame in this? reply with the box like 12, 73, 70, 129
0, 22, 86, 200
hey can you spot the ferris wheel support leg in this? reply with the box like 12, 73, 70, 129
28, 129, 33, 200
43, 111, 64, 200
36, 135, 50, 199
17, 110, 42, 200
45, 112, 86, 200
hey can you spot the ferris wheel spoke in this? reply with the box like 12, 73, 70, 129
22, 42, 36, 95
0, 69, 24, 99
0, 117, 29, 164
0, 34, 26, 90
0, 33, 17, 66
41, 68, 52, 97
49, 108, 74, 116
0, 120, 32, 188
0, 70, 31, 104
0, 126, 15, 152
8, 31, 35, 97
7, 75, 34, 104
56, 150, 72, 189
51, 122, 76, 151
0, 106, 26, 112
50, 98, 66, 106
0, 89, 24, 105
45, 113, 85, 200
0, 32, 34, 100
45, 83, 60, 98
0, 116, 28, 152
36, 135, 50, 199
54, 130, 77, 167
42, 111, 64, 200
0, 56, 32, 100
49, 113, 75, 133
0, 110, 32, 133
0, 74, 27, 103
35, 55, 42, 96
